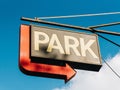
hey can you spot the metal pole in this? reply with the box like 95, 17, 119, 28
21, 17, 120, 36
89, 22, 120, 28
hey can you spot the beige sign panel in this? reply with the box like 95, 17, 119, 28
31, 25, 102, 71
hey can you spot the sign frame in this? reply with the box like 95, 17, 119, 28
30, 25, 102, 71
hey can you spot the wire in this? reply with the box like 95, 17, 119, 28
103, 58, 120, 78
38, 12, 120, 19
90, 29, 120, 79
91, 29, 120, 47
89, 24, 120, 78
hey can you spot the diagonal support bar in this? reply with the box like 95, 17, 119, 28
21, 17, 120, 36
89, 22, 120, 28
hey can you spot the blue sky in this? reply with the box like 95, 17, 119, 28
0, 0, 120, 90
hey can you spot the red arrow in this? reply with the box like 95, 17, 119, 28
19, 24, 76, 83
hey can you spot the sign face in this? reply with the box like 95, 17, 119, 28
31, 25, 102, 71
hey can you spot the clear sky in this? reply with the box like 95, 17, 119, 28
0, 0, 120, 90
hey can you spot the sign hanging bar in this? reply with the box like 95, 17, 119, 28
21, 17, 120, 36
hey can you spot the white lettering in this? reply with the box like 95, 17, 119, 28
34, 31, 49, 51
80, 38, 98, 58
47, 34, 65, 54
64, 36, 81, 56
34, 31, 98, 58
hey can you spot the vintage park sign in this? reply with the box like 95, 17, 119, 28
19, 24, 102, 83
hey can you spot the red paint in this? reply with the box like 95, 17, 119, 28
19, 24, 76, 82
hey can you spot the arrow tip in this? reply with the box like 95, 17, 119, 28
65, 64, 76, 83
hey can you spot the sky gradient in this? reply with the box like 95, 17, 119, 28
0, 0, 120, 90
